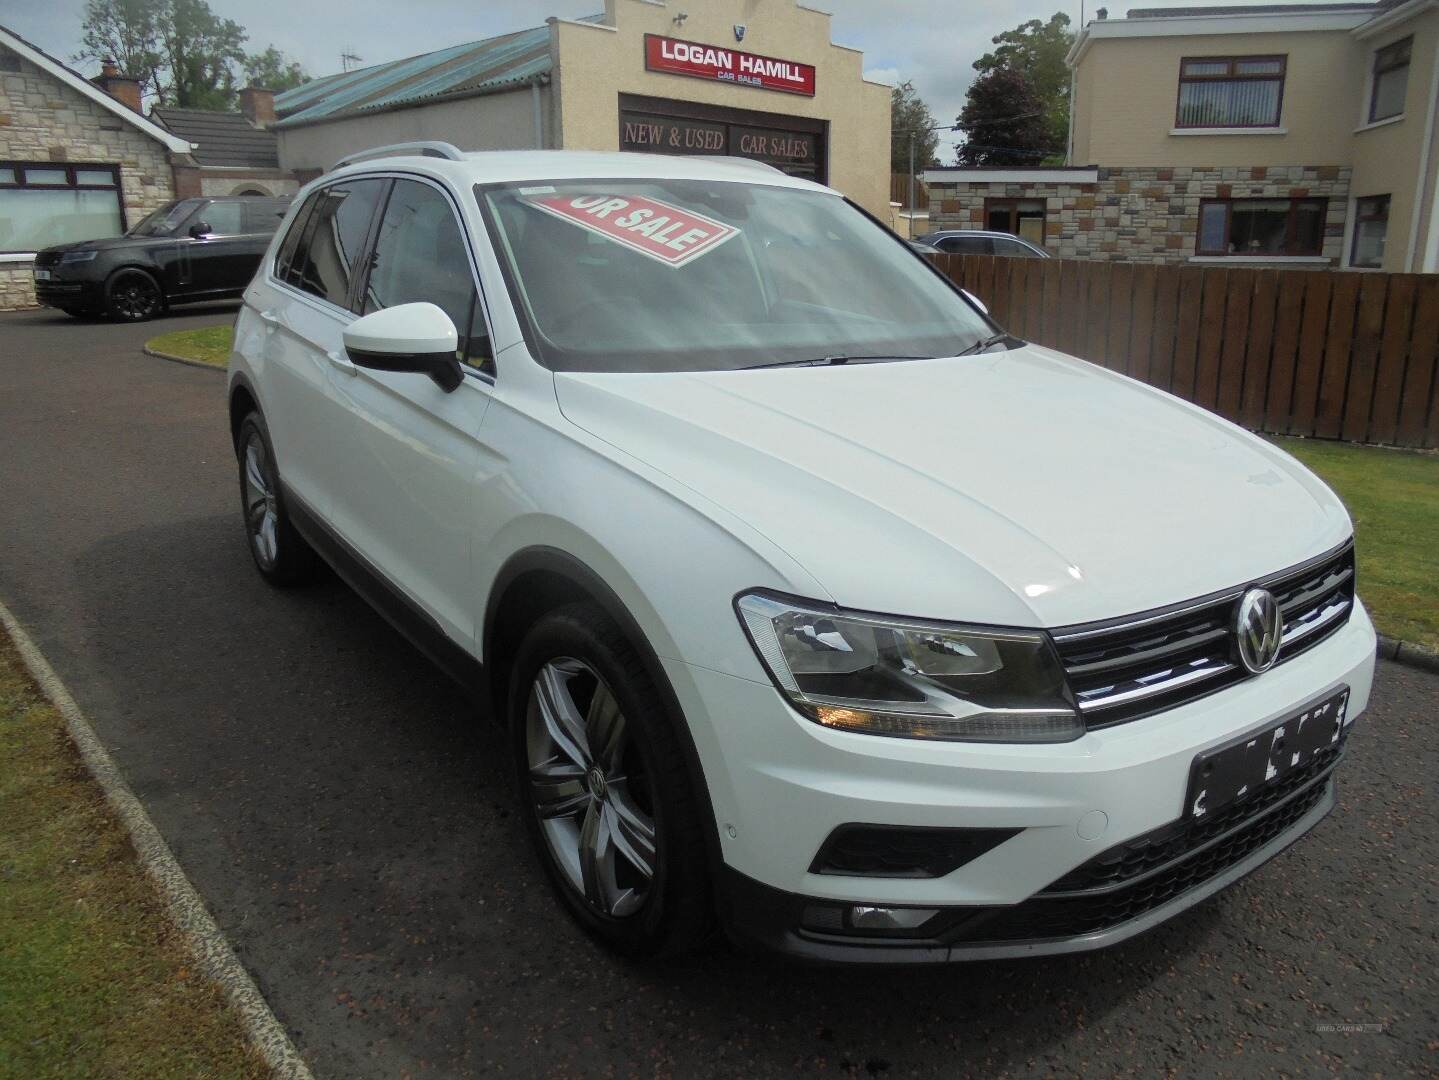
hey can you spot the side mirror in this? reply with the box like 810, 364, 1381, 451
343, 302, 463, 392
188, 222, 211, 239
961, 288, 989, 316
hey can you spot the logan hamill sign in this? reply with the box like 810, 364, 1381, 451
643, 33, 817, 96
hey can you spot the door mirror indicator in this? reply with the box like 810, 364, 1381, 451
188, 222, 211, 239
961, 288, 989, 316
343, 302, 463, 392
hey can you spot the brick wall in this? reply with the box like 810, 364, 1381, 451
928, 165, 1352, 266
1, 44, 176, 309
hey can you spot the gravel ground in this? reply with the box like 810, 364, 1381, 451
1, 306, 1435, 1077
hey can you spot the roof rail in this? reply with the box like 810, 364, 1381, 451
332, 141, 466, 170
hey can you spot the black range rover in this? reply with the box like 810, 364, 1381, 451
33, 195, 289, 321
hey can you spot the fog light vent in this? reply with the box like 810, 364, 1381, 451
810, 824, 1020, 878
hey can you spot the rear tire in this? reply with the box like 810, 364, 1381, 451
235, 411, 320, 586
106, 268, 164, 321
509, 603, 713, 957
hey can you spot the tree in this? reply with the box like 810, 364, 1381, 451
244, 46, 309, 92
75, 0, 248, 109
955, 67, 1053, 166
889, 81, 940, 173
76, 0, 166, 103
969, 12, 1075, 159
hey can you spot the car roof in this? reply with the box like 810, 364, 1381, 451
324, 149, 836, 196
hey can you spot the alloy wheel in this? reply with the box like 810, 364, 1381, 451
112, 273, 159, 319
525, 657, 658, 917
241, 431, 280, 569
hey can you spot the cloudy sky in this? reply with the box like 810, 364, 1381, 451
0, 0, 1318, 162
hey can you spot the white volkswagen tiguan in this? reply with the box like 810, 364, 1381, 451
228, 145, 1375, 963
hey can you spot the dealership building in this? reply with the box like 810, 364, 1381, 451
271, 0, 891, 216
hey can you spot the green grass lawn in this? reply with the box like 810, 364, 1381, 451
145, 324, 234, 367
1271, 436, 1439, 651
0, 631, 270, 1079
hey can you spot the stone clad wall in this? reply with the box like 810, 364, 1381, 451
1, 44, 176, 309
928, 165, 1352, 265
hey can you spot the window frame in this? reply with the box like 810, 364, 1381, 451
1368, 37, 1412, 123
0, 160, 125, 253
1349, 194, 1390, 269
1195, 197, 1328, 257
982, 197, 1048, 246
1175, 54, 1287, 129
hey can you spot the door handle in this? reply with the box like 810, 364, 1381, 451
326, 349, 357, 375
258, 309, 280, 329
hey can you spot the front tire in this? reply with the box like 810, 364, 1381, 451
106, 268, 164, 321
509, 604, 712, 957
235, 412, 320, 586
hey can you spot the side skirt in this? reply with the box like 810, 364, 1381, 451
284, 490, 488, 707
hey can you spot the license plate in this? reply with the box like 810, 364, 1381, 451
33, 269, 51, 281
1186, 687, 1349, 821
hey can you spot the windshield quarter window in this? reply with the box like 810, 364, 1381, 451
476, 178, 994, 373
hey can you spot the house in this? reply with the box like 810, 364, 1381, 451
0, 24, 195, 309
151, 90, 299, 200
271, 0, 891, 218
926, 0, 1439, 271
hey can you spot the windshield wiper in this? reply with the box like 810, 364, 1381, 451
956, 333, 1012, 356
745, 354, 932, 370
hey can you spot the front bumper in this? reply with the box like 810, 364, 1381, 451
664, 600, 1375, 962
33, 276, 105, 311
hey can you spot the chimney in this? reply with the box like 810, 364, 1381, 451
239, 86, 276, 128
93, 57, 143, 113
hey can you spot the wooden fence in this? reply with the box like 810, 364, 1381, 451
929, 254, 1439, 450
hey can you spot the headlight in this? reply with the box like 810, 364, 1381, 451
735, 592, 1081, 743
58, 250, 99, 264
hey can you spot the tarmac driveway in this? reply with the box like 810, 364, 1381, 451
0, 305, 1435, 1077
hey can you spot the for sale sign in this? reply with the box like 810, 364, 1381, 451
644, 34, 816, 96
522, 193, 740, 268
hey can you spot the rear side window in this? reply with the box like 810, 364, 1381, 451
243, 198, 289, 234
288, 178, 388, 309
993, 237, 1040, 258
274, 192, 319, 282
938, 235, 993, 255
362, 178, 492, 373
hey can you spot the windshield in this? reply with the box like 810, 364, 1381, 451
127, 200, 200, 238
477, 179, 997, 373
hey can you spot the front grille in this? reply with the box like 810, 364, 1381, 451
1053, 543, 1355, 728
949, 769, 1334, 945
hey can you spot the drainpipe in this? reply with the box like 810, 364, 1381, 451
1407, 37, 1439, 271
531, 77, 544, 149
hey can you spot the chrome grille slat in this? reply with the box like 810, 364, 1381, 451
1055, 544, 1356, 728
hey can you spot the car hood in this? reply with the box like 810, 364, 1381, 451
553, 346, 1351, 628
39, 236, 159, 256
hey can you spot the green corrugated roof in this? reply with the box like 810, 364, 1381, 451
273, 18, 601, 129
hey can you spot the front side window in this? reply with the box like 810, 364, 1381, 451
1350, 194, 1390, 268
1177, 55, 1285, 128
985, 198, 1047, 246
363, 179, 492, 373
288, 178, 387, 308
1197, 197, 1326, 256
1369, 37, 1411, 122
0, 161, 123, 251
196, 200, 244, 236
478, 179, 993, 373
128, 199, 201, 238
